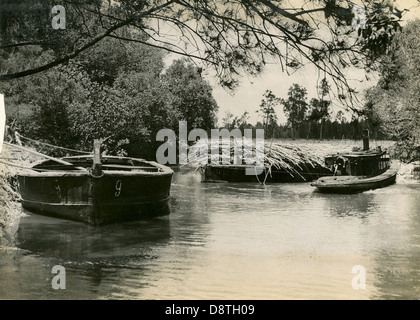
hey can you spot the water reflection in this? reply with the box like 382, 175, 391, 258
369, 187, 420, 300
17, 212, 171, 261
315, 193, 379, 219
11, 211, 171, 299
1, 169, 420, 299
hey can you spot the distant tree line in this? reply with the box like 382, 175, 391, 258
223, 111, 388, 141
222, 80, 390, 141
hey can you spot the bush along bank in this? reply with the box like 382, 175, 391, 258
389, 141, 420, 163
0, 172, 21, 246
0, 148, 25, 246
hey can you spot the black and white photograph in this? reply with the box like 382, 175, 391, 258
0, 0, 420, 304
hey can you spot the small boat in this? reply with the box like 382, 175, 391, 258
311, 137, 398, 193
17, 140, 173, 225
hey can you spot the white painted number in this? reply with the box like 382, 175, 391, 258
115, 180, 122, 197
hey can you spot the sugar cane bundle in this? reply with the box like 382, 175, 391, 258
187, 139, 328, 178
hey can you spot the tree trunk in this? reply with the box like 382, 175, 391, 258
307, 121, 312, 139
319, 119, 323, 140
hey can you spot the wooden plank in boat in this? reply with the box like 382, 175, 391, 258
102, 164, 160, 171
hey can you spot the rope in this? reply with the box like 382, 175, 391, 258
0, 159, 82, 172
16, 133, 91, 155
3, 142, 87, 171
0, 159, 39, 171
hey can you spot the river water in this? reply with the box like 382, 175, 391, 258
1, 166, 420, 300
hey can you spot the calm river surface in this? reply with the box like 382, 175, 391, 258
1, 167, 420, 300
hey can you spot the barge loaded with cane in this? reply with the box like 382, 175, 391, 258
15, 140, 173, 225
311, 131, 398, 193
198, 141, 332, 183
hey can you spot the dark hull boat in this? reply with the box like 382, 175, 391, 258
311, 165, 398, 193
17, 148, 173, 225
311, 134, 398, 193
201, 163, 332, 183
199, 142, 333, 183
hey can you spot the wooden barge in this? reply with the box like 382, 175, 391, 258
17, 141, 173, 225
199, 141, 333, 183
200, 163, 332, 183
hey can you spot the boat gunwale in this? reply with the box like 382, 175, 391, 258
311, 169, 398, 188
202, 163, 327, 170
18, 155, 174, 177
325, 150, 388, 159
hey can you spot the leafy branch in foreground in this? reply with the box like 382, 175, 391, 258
0, 0, 409, 110
362, 19, 420, 161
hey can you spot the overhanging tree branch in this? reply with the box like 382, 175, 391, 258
0, 42, 51, 49
0, 18, 133, 81
0, 0, 177, 81
0, 0, 408, 111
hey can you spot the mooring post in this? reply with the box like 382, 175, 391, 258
92, 139, 102, 177
362, 129, 370, 151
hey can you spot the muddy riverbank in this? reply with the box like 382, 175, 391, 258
0, 146, 33, 246
0, 167, 22, 247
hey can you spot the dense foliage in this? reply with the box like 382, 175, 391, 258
281, 84, 308, 140
257, 90, 279, 139
363, 19, 420, 161
1, 37, 219, 159
0, 0, 408, 108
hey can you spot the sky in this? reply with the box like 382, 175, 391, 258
197, 0, 420, 126
206, 60, 359, 126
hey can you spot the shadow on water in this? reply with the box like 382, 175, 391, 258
1, 169, 216, 299
0, 206, 168, 299
312, 192, 379, 219
16, 211, 171, 262
5, 212, 172, 299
